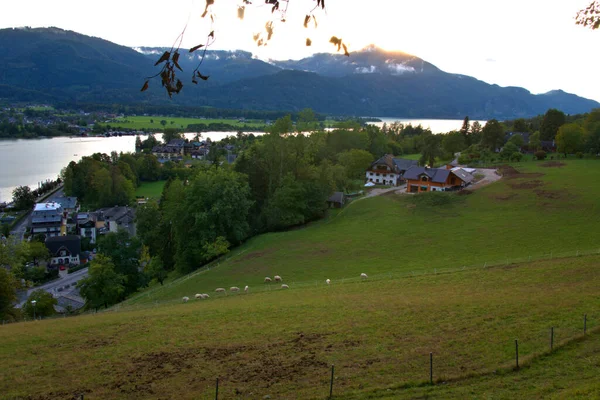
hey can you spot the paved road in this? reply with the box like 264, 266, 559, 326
470, 168, 501, 190
10, 188, 65, 241
17, 266, 89, 307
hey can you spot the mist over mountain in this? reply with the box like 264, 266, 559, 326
0, 28, 598, 118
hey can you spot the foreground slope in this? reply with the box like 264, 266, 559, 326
125, 160, 600, 306
1, 256, 599, 399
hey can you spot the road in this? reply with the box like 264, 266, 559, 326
17, 266, 89, 307
10, 187, 65, 241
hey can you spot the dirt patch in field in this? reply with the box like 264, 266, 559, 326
534, 189, 565, 200
235, 249, 274, 263
26, 389, 92, 400
456, 189, 473, 196
310, 248, 330, 256
492, 193, 517, 201
540, 161, 566, 168
498, 165, 545, 180
508, 179, 544, 190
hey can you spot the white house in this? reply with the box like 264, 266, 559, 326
365, 155, 419, 186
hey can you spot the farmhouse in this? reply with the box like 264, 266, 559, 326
95, 206, 136, 237
404, 166, 474, 193
365, 155, 419, 186
45, 235, 81, 267
30, 202, 66, 238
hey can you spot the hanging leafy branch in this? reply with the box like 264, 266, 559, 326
576, 1, 600, 30
142, 0, 348, 97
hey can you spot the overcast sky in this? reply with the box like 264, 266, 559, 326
2, 0, 599, 102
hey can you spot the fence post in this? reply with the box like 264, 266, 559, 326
515, 339, 519, 369
215, 378, 219, 400
584, 314, 587, 335
429, 352, 433, 385
550, 327, 554, 351
484, 262, 487, 268
329, 364, 335, 399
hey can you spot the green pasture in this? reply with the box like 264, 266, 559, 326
100, 116, 266, 130
135, 180, 167, 200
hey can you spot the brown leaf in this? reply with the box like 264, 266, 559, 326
238, 6, 245, 20
140, 80, 149, 92
343, 43, 349, 57
154, 51, 170, 66
172, 52, 183, 71
306, 38, 312, 46
197, 71, 210, 80
304, 15, 311, 28
265, 22, 274, 40
208, 30, 215, 39
189, 44, 205, 53
175, 79, 183, 94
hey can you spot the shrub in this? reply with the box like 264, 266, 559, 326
511, 152, 523, 162
576, 152, 584, 159
534, 150, 547, 160
68, 263, 89, 274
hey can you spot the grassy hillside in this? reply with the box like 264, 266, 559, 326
1, 255, 599, 399
125, 160, 600, 305
101, 116, 266, 131
135, 180, 166, 200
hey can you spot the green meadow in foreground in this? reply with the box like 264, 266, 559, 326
126, 160, 600, 305
1, 255, 599, 399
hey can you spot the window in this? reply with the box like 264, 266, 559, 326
383, 174, 387, 177
421, 186, 428, 192
376, 179, 380, 183
64, 257, 69, 264
421, 176, 428, 182
376, 173, 380, 176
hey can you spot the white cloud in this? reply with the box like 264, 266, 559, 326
355, 65, 377, 74
386, 63, 415, 75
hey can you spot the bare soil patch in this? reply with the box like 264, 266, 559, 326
236, 249, 274, 263
508, 180, 544, 190
534, 189, 564, 200
498, 165, 544, 180
540, 161, 566, 168
492, 193, 517, 201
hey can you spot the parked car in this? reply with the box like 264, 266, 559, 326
59, 265, 66, 271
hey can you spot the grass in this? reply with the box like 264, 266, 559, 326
124, 159, 600, 305
135, 180, 167, 200
100, 116, 266, 131
2, 159, 600, 399
1, 255, 599, 399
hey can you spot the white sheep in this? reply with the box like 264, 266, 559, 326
361, 273, 368, 280
244, 285, 249, 292
182, 296, 189, 302
195, 294, 202, 299
215, 288, 226, 293
325, 279, 331, 285
230, 286, 240, 292
264, 277, 272, 283
281, 284, 289, 289
274, 275, 282, 282
201, 294, 210, 299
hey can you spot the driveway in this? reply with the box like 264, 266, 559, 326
469, 168, 501, 190
366, 184, 407, 197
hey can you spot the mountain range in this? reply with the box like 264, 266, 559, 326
0, 27, 598, 119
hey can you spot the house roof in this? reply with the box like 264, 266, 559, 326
392, 158, 419, 171
167, 139, 185, 147
327, 192, 345, 204
45, 235, 81, 258
404, 167, 451, 183
450, 168, 474, 184
96, 206, 135, 225
34, 202, 62, 212
370, 155, 418, 173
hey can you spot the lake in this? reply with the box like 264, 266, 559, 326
0, 118, 485, 203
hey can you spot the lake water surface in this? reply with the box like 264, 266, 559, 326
0, 118, 484, 202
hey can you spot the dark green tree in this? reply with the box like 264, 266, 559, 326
540, 109, 566, 141
78, 254, 125, 310
442, 131, 466, 158
0, 268, 17, 322
12, 186, 35, 210
97, 231, 143, 296
145, 256, 168, 285
556, 123, 585, 157
23, 290, 57, 319
480, 120, 505, 151
529, 131, 542, 151
337, 149, 374, 180
419, 133, 442, 167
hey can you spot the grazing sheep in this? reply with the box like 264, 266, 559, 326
244, 285, 249, 292
281, 284, 289, 289
215, 288, 226, 293
325, 279, 331, 285
264, 277, 272, 283
361, 273, 368, 279
182, 296, 190, 303
230, 286, 240, 292
201, 294, 210, 299
195, 294, 202, 299
274, 275, 282, 282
